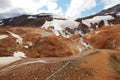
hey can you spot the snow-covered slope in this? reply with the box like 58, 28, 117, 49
82, 15, 114, 26
42, 18, 79, 37
0, 35, 8, 40
97, 4, 120, 15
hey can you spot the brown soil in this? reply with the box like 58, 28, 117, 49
85, 24, 120, 50
0, 49, 120, 80
0, 24, 120, 80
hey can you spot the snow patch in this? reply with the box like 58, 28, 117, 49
53, 30, 61, 36
13, 51, 26, 58
0, 57, 21, 66
7, 31, 23, 44
42, 19, 79, 30
104, 20, 109, 26
28, 16, 37, 19
79, 37, 93, 48
80, 37, 88, 47
28, 42, 32, 46
0, 51, 26, 66
0, 35, 8, 40
42, 19, 79, 37
0, 23, 4, 26
117, 12, 120, 16
82, 15, 114, 26
24, 45, 29, 49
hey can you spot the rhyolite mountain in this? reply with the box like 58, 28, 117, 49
0, 4, 120, 80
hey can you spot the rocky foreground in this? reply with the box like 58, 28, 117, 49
0, 24, 120, 80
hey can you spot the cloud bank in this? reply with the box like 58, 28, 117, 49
65, 0, 96, 18
0, 0, 63, 18
0, 0, 119, 19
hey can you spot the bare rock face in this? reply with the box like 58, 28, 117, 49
85, 24, 120, 50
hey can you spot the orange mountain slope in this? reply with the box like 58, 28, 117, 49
0, 27, 80, 58
85, 24, 120, 50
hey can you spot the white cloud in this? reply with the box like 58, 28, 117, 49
101, 0, 120, 9
0, 0, 63, 18
10, 0, 48, 14
47, 1, 58, 11
0, 0, 11, 9
65, 0, 96, 18
0, 0, 119, 19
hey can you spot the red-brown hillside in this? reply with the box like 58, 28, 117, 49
0, 27, 80, 57
85, 24, 120, 50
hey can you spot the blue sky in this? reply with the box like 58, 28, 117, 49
81, 0, 104, 17
0, 0, 120, 18
57, 0, 71, 13
56, 0, 103, 17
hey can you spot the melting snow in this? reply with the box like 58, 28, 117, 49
80, 37, 88, 47
0, 35, 8, 40
104, 20, 110, 26
82, 15, 114, 26
27, 42, 32, 46
117, 12, 120, 16
42, 19, 79, 30
7, 31, 23, 44
0, 23, 4, 26
79, 37, 93, 48
53, 30, 61, 36
0, 51, 26, 66
24, 45, 29, 49
13, 51, 26, 58
0, 57, 21, 66
28, 16, 37, 19
42, 19, 79, 37
0, 20, 4, 26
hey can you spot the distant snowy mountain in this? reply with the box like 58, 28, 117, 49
97, 4, 120, 15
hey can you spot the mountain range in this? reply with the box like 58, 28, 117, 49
0, 4, 120, 80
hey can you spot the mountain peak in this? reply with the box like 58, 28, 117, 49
97, 4, 120, 15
